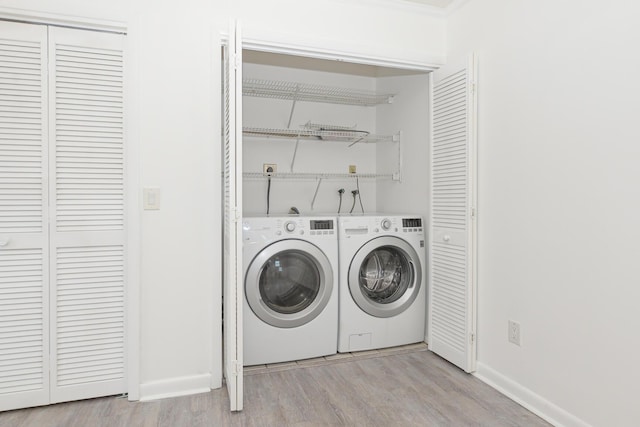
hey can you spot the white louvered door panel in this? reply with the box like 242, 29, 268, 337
48, 27, 126, 403
0, 21, 50, 412
429, 54, 477, 373
223, 21, 243, 412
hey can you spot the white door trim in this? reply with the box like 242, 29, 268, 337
215, 25, 444, 406
219, 31, 441, 73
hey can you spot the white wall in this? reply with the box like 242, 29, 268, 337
1, 0, 446, 401
220, 0, 446, 67
133, 0, 219, 398
375, 73, 430, 218
447, 1, 640, 425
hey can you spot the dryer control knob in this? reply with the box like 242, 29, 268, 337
285, 221, 296, 232
381, 219, 391, 231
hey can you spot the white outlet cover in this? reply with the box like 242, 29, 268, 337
508, 320, 521, 346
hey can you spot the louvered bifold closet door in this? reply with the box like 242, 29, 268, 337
48, 27, 126, 403
429, 55, 477, 373
222, 21, 243, 412
0, 21, 50, 412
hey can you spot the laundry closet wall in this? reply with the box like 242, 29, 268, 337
447, 1, 640, 426
2, 0, 446, 400
242, 62, 379, 215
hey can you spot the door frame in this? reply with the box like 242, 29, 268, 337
215, 26, 447, 399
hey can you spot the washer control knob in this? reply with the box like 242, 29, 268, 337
285, 221, 296, 232
381, 218, 391, 231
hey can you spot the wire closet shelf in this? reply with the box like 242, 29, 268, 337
241, 78, 401, 181
243, 78, 394, 106
243, 127, 395, 144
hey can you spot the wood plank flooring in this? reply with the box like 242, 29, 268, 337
0, 347, 550, 427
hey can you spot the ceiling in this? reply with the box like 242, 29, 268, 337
402, 0, 456, 8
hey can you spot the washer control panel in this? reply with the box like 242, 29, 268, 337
245, 216, 336, 242
309, 219, 335, 236
246, 217, 335, 238
401, 217, 423, 233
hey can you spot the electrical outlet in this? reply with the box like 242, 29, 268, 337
349, 165, 356, 174
263, 163, 277, 175
508, 320, 521, 346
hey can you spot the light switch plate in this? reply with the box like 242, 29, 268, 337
143, 188, 161, 210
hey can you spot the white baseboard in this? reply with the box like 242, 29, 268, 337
139, 373, 212, 402
210, 370, 222, 390
474, 363, 591, 427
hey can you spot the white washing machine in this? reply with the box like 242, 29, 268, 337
337, 215, 426, 352
243, 215, 338, 366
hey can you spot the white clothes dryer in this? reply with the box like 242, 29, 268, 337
337, 215, 426, 352
243, 215, 338, 365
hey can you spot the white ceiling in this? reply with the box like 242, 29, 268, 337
402, 0, 456, 8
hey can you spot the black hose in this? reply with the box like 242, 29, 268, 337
349, 190, 358, 214
266, 176, 271, 214
337, 188, 344, 213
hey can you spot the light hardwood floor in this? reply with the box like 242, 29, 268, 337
1, 347, 550, 426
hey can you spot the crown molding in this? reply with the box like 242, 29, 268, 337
344, 0, 448, 17
444, 0, 472, 16
348, 0, 472, 17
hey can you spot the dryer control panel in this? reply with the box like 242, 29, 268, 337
369, 216, 424, 235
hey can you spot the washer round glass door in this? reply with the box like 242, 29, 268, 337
348, 236, 421, 318
245, 239, 334, 328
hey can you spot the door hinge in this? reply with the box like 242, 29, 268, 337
231, 360, 242, 376
471, 207, 476, 219
470, 333, 475, 343
233, 54, 241, 70
230, 207, 241, 222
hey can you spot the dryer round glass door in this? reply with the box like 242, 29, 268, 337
245, 239, 334, 328
348, 236, 422, 318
